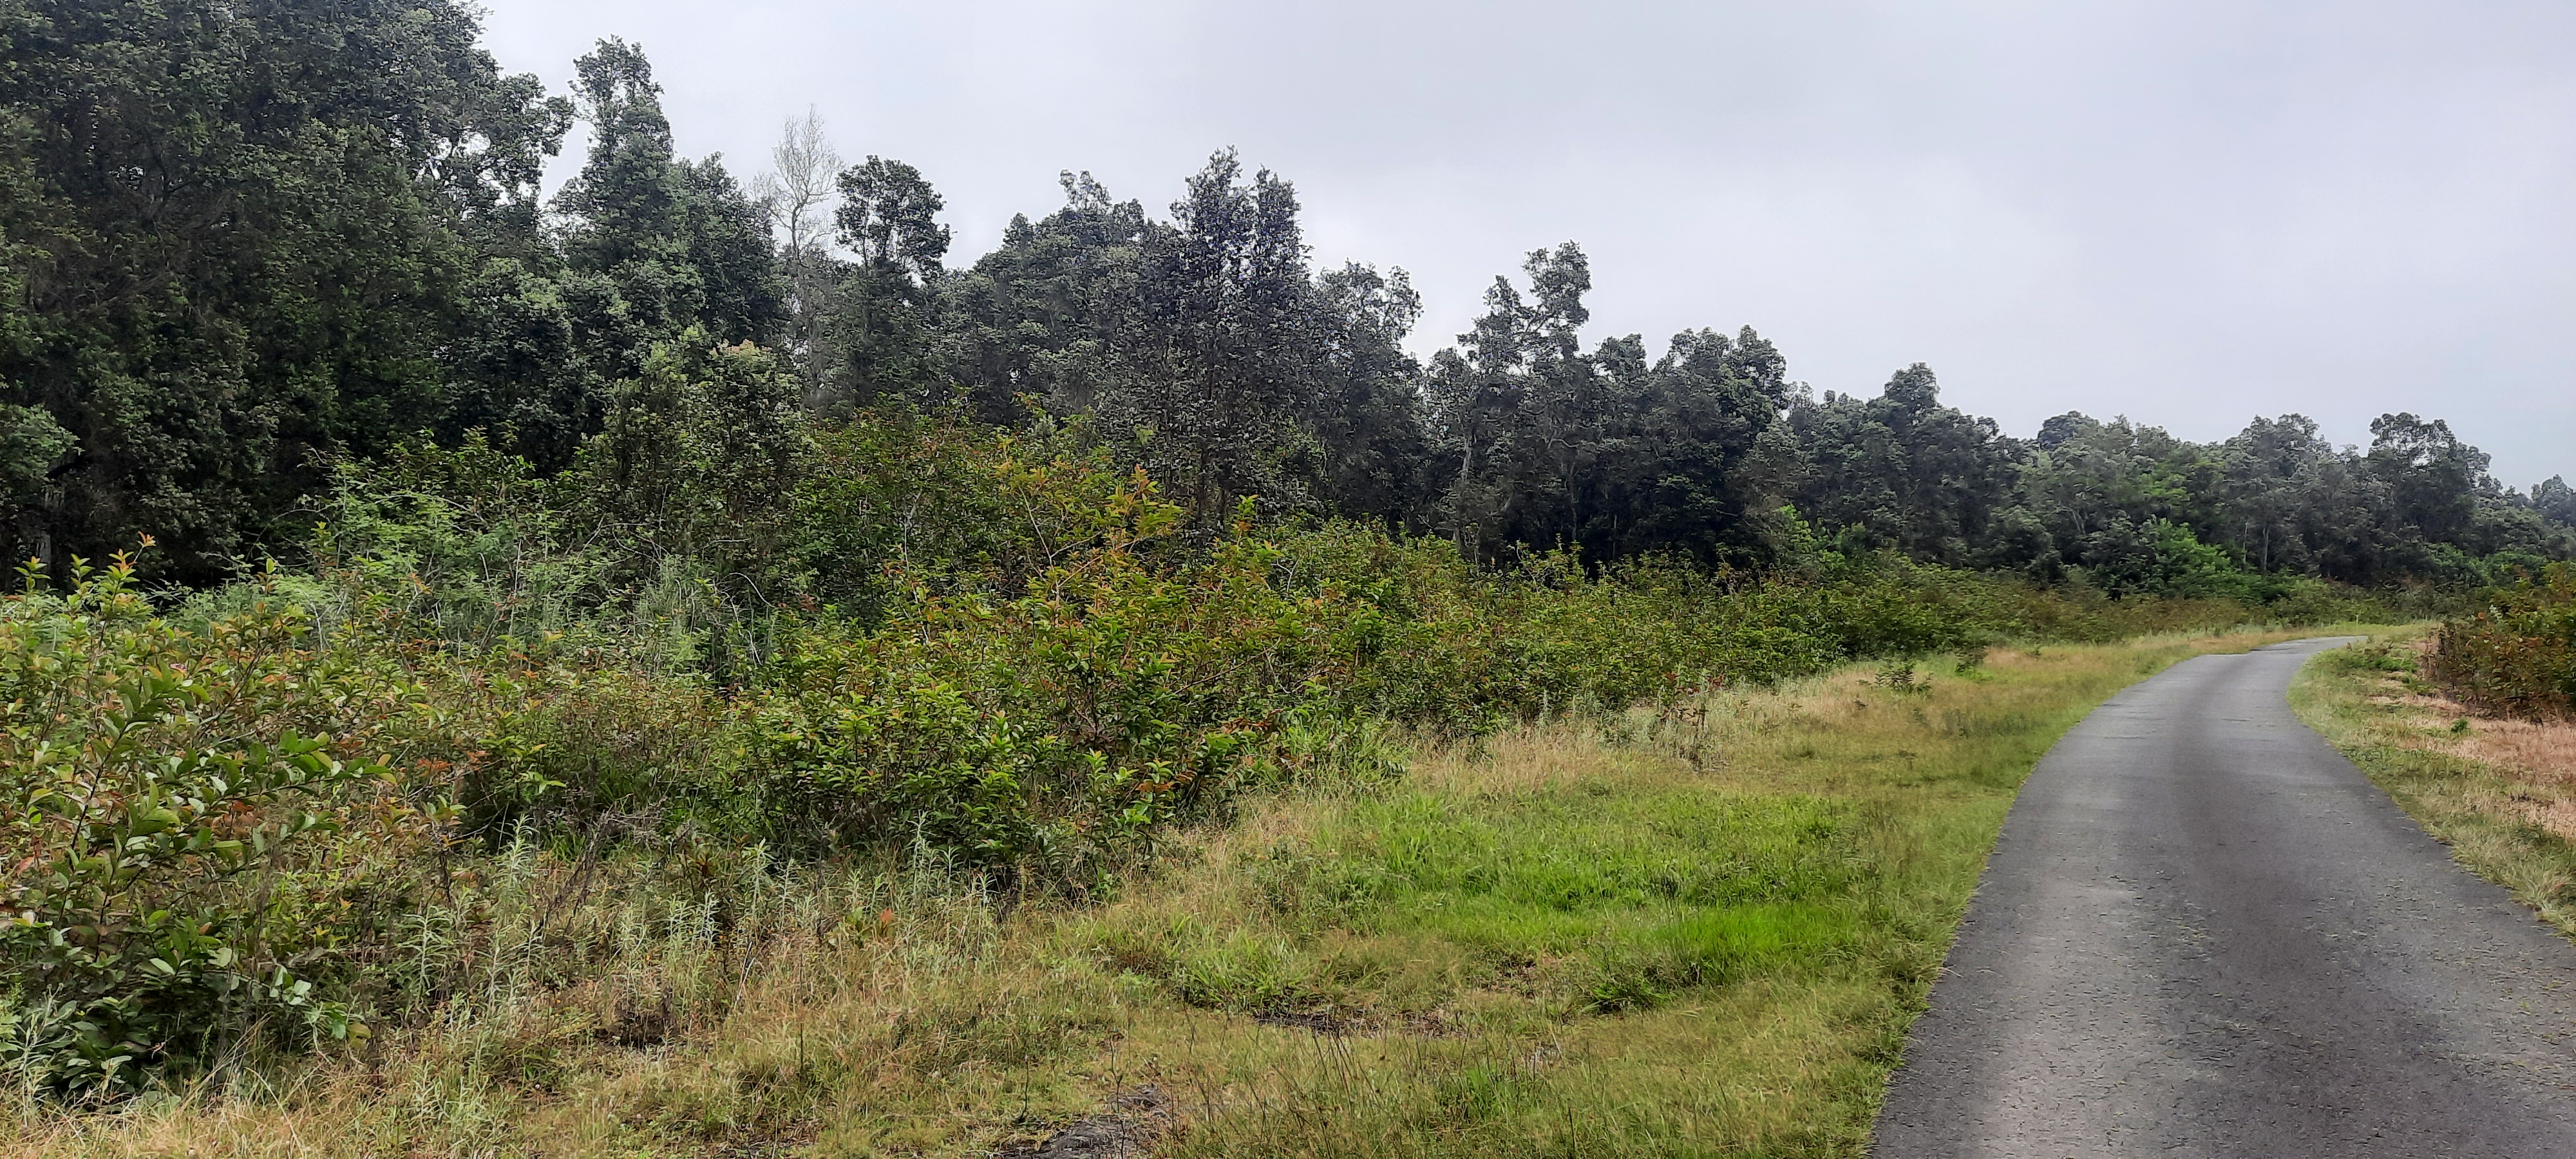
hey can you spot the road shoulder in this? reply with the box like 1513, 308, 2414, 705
2291, 626, 2576, 940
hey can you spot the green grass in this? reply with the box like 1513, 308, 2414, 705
1065, 627, 2339, 1158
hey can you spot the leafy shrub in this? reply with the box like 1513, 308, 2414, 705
0, 556, 737, 1095
2432, 562, 2576, 718
739, 491, 2012, 885
2080, 517, 2254, 599
1, 558, 407, 1093
307, 433, 611, 652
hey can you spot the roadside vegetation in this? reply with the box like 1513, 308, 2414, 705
0, 434, 2331, 1102
2427, 562, 2576, 719
2293, 564, 2576, 938
6, 627, 2335, 1157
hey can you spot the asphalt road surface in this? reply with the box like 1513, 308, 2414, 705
1875, 637, 2576, 1157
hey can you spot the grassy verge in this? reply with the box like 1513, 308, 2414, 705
7, 627, 2332, 1158
2290, 627, 2576, 938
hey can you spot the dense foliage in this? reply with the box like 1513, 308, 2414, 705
0, 458, 2133, 1092
2432, 563, 2576, 719
3, 1, 2568, 589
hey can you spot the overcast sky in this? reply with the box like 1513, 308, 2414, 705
478, 0, 2576, 485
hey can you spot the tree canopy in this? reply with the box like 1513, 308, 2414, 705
3, 2, 2566, 592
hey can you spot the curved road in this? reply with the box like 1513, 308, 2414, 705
1875, 637, 2576, 1157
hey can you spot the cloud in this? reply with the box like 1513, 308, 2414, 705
480, 0, 2576, 483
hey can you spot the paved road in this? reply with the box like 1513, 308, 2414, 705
1875, 637, 2576, 1157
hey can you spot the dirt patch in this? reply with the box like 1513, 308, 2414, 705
600, 989, 676, 1046
998, 1087, 1171, 1158
1399, 1010, 1461, 1038
710, 1139, 808, 1158
1252, 1009, 1356, 1035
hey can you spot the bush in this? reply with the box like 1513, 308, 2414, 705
2432, 562, 2576, 719
0, 556, 741, 1095
1, 558, 406, 1093
738, 488, 1989, 886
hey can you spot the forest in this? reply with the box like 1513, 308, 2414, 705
3, 3, 2570, 590
3, 0, 2573, 1121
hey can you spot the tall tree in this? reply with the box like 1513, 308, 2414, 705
2534, 477, 2576, 529
936, 171, 1152, 424
829, 156, 952, 410
555, 39, 782, 351
1429, 244, 1604, 558
2214, 414, 2338, 574
1425, 273, 1529, 557
1300, 263, 1434, 528
515, 38, 783, 467
0, 0, 569, 578
753, 109, 844, 407
1589, 326, 1793, 563
2367, 413, 2485, 545
1783, 364, 2018, 565
1107, 151, 1320, 520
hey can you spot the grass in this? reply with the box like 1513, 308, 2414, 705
3, 627, 2344, 1158
2290, 626, 2576, 938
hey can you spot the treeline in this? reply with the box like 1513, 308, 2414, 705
2, 0, 2568, 594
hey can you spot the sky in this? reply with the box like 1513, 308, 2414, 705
477, 0, 2576, 485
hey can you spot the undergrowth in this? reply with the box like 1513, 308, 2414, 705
2428, 561, 2576, 719
3, 627, 2338, 1155
0, 422, 2375, 1101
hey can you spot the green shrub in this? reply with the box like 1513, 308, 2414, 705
2432, 562, 2576, 718
1, 558, 403, 1093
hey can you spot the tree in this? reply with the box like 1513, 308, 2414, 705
1425, 272, 1531, 557
2535, 477, 2576, 529
1783, 365, 2018, 565
2212, 415, 2333, 574
8, 3, 2563, 596
936, 171, 1153, 425
1513, 245, 1607, 546
529, 39, 784, 467
829, 156, 953, 409
558, 41, 678, 267
2367, 413, 2485, 545
2011, 415, 2211, 569
555, 39, 782, 348
752, 109, 845, 407
0, 0, 570, 579
573, 332, 811, 619
1101, 151, 1321, 522
1428, 243, 1609, 558
1591, 326, 1793, 563
1299, 263, 1434, 528
933, 151, 1332, 523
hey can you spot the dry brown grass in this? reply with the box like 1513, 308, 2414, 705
2294, 628, 2576, 936
2345, 638, 2576, 843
